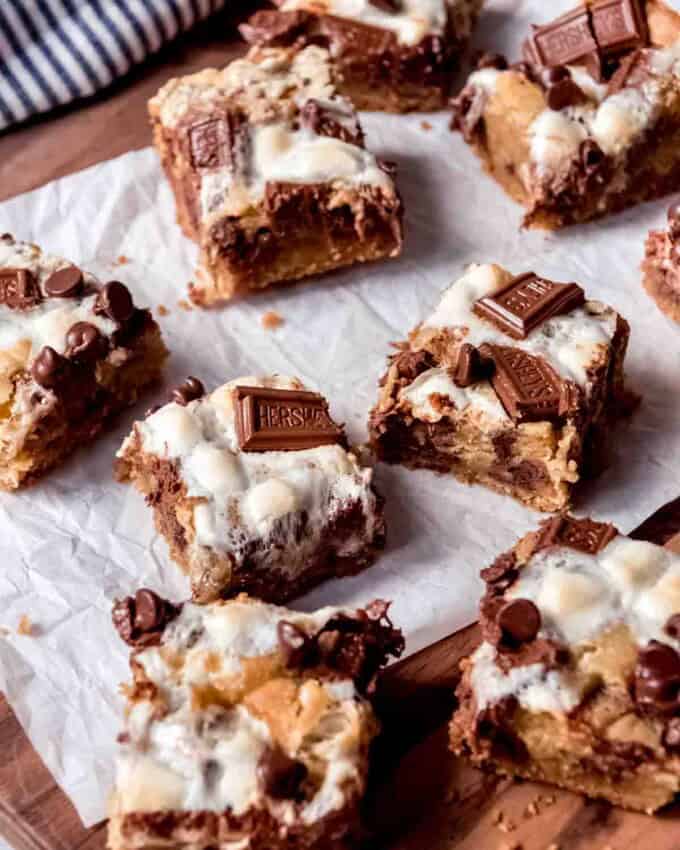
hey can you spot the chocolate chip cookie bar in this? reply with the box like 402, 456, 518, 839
450, 514, 680, 813
642, 201, 680, 321
109, 591, 404, 850
0, 235, 167, 490
368, 264, 631, 512
451, 0, 680, 228
116, 376, 386, 603
149, 45, 403, 305
240, 1, 484, 113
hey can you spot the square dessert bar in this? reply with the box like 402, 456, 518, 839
0, 235, 167, 490
109, 591, 404, 850
369, 264, 631, 512
240, 0, 484, 113
149, 45, 403, 305
450, 514, 680, 813
642, 201, 680, 321
116, 375, 386, 603
451, 0, 680, 228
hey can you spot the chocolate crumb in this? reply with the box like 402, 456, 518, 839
157, 305, 169, 316
178, 299, 193, 311
17, 615, 33, 636
116, 255, 130, 266
261, 310, 284, 330
421, 120, 432, 131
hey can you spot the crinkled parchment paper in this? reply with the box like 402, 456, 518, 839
1, 0, 680, 827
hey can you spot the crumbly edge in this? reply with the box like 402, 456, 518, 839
115, 440, 387, 604
367, 315, 631, 513
449, 528, 680, 814
0, 319, 167, 491
642, 229, 680, 321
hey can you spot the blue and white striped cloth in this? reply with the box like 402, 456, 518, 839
0, 0, 228, 132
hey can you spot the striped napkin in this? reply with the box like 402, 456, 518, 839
0, 0, 229, 132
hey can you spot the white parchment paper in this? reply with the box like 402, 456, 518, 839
1, 0, 680, 828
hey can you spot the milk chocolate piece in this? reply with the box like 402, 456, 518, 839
299, 99, 364, 147
44, 265, 83, 298
0, 267, 41, 310
452, 343, 487, 387
523, 7, 598, 68
480, 345, 565, 423
591, 0, 648, 57
188, 112, 247, 173
634, 641, 680, 717
535, 515, 619, 555
473, 273, 585, 340
234, 386, 344, 452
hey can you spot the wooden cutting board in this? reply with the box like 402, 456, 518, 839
3, 500, 680, 850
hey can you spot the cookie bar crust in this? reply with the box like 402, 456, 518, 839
369, 264, 631, 512
240, 0, 484, 113
451, 1, 680, 229
642, 202, 680, 321
116, 376, 386, 603
0, 235, 167, 490
450, 515, 680, 813
149, 45, 403, 304
108, 592, 404, 850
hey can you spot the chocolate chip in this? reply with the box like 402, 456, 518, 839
667, 202, 680, 243
134, 589, 165, 631
277, 620, 314, 668
65, 322, 106, 362
666, 613, 680, 640
634, 641, 680, 717
172, 376, 205, 406
257, 746, 308, 799
580, 139, 605, 173
477, 52, 508, 70
44, 265, 83, 298
97, 280, 134, 323
497, 599, 542, 646
546, 77, 584, 111
31, 346, 71, 390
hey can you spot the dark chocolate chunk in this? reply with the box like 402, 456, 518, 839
534, 515, 619, 555
667, 202, 680, 243
523, 7, 598, 69
257, 746, 308, 800
606, 48, 645, 93
546, 77, 585, 110
479, 344, 564, 423
665, 613, 680, 640
65, 322, 106, 362
476, 52, 508, 70
277, 620, 314, 669
452, 343, 488, 388
44, 265, 83, 298
299, 99, 364, 147
111, 589, 179, 648
367, 0, 401, 11
234, 386, 344, 452
31, 346, 71, 390
0, 267, 41, 310
634, 641, 680, 717
97, 281, 134, 323
172, 376, 205, 406
497, 599, 542, 646
590, 0, 648, 57
473, 273, 585, 339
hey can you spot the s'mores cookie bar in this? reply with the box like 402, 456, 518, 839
0, 235, 167, 490
642, 201, 680, 320
450, 515, 680, 813
240, 0, 484, 113
149, 45, 403, 305
109, 591, 404, 850
369, 264, 631, 512
116, 376, 385, 603
451, 0, 680, 228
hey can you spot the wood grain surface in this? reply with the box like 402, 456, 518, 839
1, 9, 679, 850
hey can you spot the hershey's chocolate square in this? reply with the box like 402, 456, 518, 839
591, 0, 648, 56
523, 7, 598, 68
0, 268, 41, 310
535, 515, 619, 555
481, 344, 564, 423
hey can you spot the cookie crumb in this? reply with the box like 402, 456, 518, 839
157, 305, 169, 317
178, 299, 193, 311
261, 310, 284, 330
17, 615, 33, 635
116, 255, 130, 265
421, 120, 432, 131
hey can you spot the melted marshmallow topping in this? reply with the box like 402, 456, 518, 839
116, 597, 372, 824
